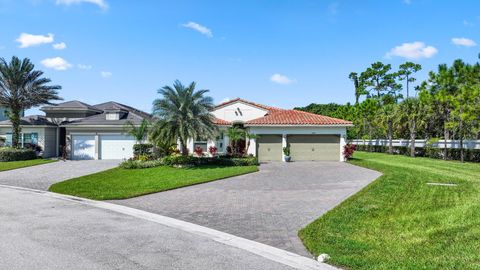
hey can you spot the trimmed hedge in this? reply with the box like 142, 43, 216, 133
354, 144, 480, 162
133, 143, 153, 157
119, 159, 163, 169
162, 155, 259, 167
0, 148, 37, 162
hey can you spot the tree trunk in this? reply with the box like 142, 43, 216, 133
10, 107, 22, 148
410, 120, 416, 157
388, 120, 393, 154
459, 120, 464, 163
443, 118, 449, 160
179, 138, 188, 156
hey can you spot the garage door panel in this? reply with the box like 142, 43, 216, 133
72, 135, 96, 160
100, 135, 135, 160
289, 135, 339, 161
257, 135, 282, 162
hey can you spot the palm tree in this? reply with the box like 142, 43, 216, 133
124, 119, 150, 143
226, 126, 245, 156
0, 56, 61, 148
152, 80, 216, 155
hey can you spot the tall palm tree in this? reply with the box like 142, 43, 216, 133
0, 56, 61, 148
124, 119, 150, 143
152, 80, 216, 155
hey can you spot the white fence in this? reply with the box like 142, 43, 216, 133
351, 139, 480, 150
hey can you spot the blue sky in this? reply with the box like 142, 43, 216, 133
0, 0, 479, 115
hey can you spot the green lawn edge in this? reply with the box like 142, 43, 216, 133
49, 165, 258, 200
0, 159, 57, 172
298, 151, 480, 270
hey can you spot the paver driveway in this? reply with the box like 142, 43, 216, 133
113, 162, 381, 257
0, 160, 119, 190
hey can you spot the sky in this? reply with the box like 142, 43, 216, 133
0, 0, 479, 115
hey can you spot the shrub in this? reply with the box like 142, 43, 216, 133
0, 147, 37, 161
194, 146, 204, 156
133, 143, 153, 158
119, 159, 163, 169
161, 155, 258, 167
353, 144, 480, 162
283, 146, 290, 156
208, 146, 218, 156
343, 144, 356, 160
161, 155, 197, 166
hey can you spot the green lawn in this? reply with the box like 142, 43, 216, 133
49, 165, 258, 200
299, 152, 480, 270
0, 159, 56, 172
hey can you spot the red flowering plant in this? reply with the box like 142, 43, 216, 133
343, 144, 356, 160
194, 146, 204, 157
208, 146, 218, 156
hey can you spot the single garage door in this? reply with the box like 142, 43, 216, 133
72, 135, 96, 160
289, 135, 340, 161
100, 134, 136, 160
257, 135, 282, 162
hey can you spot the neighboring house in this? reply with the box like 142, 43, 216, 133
0, 107, 24, 121
189, 98, 353, 162
0, 101, 152, 160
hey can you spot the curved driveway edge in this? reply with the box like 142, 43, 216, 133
0, 185, 336, 270
113, 162, 382, 256
0, 160, 119, 190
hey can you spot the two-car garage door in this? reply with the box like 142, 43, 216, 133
72, 134, 136, 160
256, 134, 340, 162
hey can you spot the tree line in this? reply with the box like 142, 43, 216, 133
296, 58, 480, 162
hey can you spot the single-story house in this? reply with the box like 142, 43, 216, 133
188, 98, 353, 162
0, 100, 152, 160
0, 98, 352, 162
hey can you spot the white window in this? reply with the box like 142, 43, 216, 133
106, 112, 119, 120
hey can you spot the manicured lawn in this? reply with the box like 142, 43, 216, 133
0, 159, 56, 172
49, 165, 258, 200
299, 152, 480, 270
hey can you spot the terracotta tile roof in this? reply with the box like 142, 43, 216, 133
245, 109, 353, 126
215, 98, 282, 111
212, 117, 231, 126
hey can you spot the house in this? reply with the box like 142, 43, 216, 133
188, 98, 353, 162
0, 98, 352, 162
0, 101, 152, 160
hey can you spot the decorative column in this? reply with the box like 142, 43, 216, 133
339, 132, 346, 162
282, 134, 287, 162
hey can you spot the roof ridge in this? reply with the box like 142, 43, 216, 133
215, 98, 283, 111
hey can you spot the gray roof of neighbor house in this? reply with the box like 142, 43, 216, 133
0, 115, 57, 127
41, 100, 102, 113
62, 101, 153, 126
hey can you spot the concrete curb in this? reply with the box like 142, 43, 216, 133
0, 184, 338, 270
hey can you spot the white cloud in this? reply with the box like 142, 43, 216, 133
463, 20, 474, 27
270, 74, 295, 85
385, 41, 438, 59
100, 71, 112, 78
452, 37, 477, 47
56, 0, 108, 10
403, 0, 411, 4
52, 42, 67, 50
221, 97, 230, 103
16, 33, 54, 48
41, 57, 72, 70
182, 22, 213, 38
77, 64, 92, 70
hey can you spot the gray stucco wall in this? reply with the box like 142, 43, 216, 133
43, 127, 58, 158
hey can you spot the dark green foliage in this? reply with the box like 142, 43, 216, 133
161, 155, 258, 166
0, 148, 37, 161
133, 143, 153, 157
355, 145, 480, 162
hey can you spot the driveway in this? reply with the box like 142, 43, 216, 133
0, 186, 331, 270
0, 160, 119, 190
113, 162, 381, 257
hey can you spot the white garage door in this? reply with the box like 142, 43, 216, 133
100, 134, 136, 160
72, 135, 96, 160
